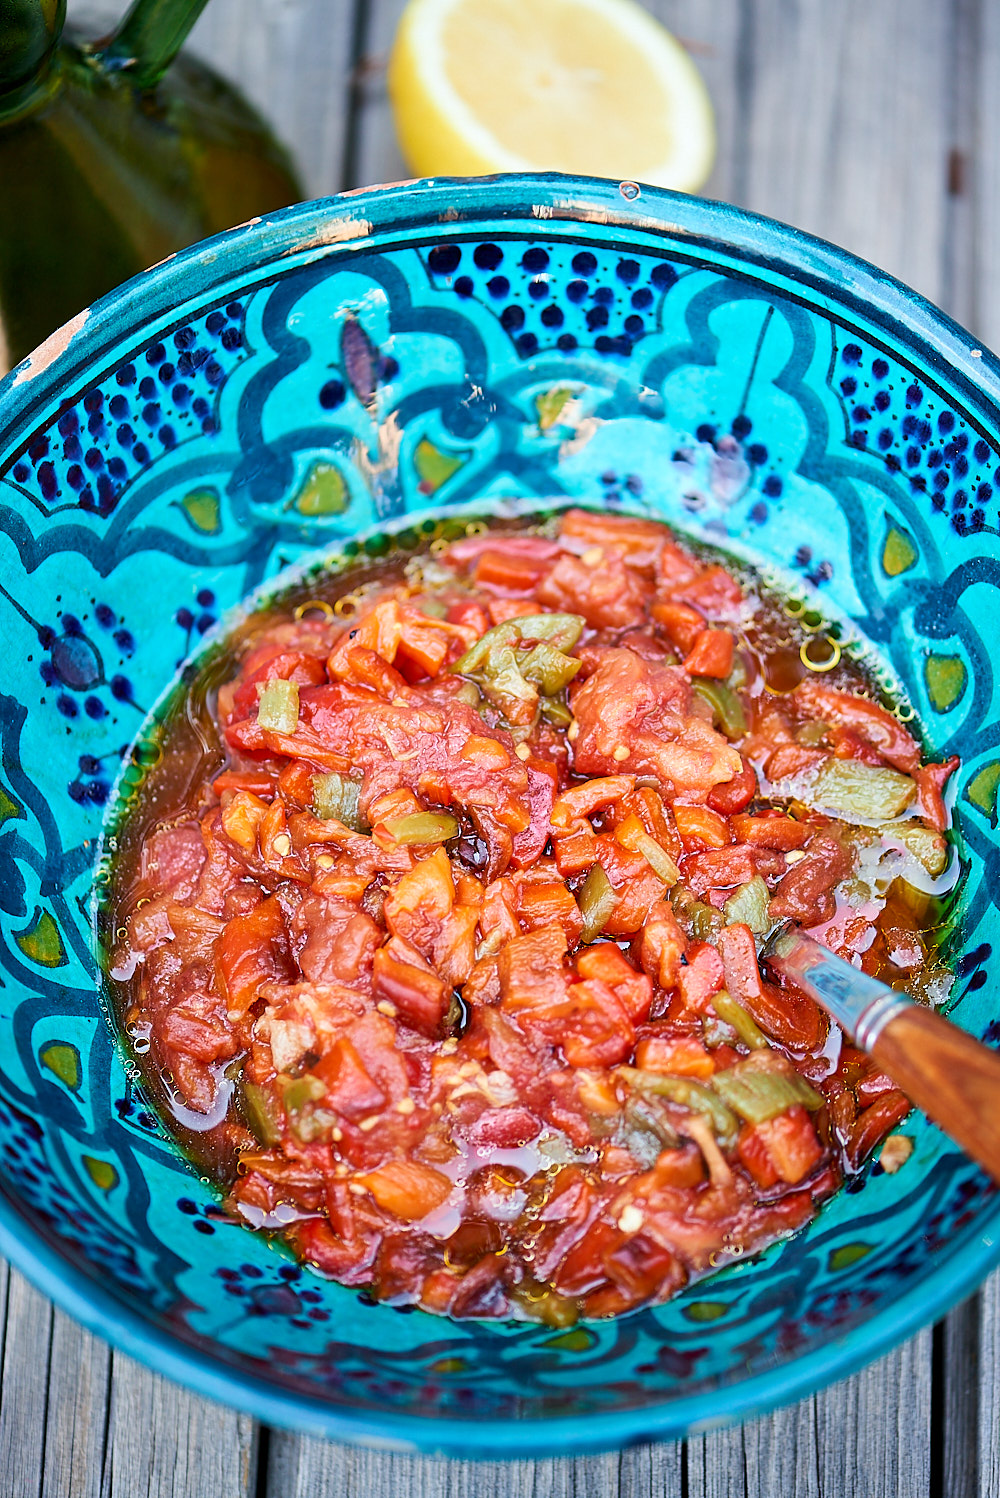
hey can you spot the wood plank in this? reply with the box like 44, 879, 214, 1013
268, 1443, 675, 1498
731, 0, 953, 308
690, 1334, 932, 1498
942, 1293, 979, 1498
267, 1432, 637, 1495
0, 1263, 49, 1498
977, 1271, 1000, 1496
100, 1353, 256, 1498
42, 1308, 112, 1498
352, 0, 409, 190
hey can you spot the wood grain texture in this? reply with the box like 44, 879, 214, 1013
690, 1332, 932, 1498
266, 1432, 678, 1495
100, 1353, 256, 1498
978, 1273, 1000, 1497
725, 0, 954, 307
42, 1308, 112, 1498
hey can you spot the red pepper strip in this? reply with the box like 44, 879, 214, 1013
793, 678, 921, 773
706, 761, 757, 815
845, 1090, 910, 1169
913, 755, 959, 832
683, 628, 735, 678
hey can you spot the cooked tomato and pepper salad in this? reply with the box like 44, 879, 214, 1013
107, 508, 961, 1324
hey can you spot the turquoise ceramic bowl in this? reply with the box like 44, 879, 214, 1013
0, 175, 998, 1457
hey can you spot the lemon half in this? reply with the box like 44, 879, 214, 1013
388, 0, 716, 195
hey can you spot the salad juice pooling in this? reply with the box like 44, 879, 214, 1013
105, 509, 960, 1324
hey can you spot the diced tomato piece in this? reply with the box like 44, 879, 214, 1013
551, 776, 634, 828
473, 549, 551, 592
683, 628, 735, 679
371, 945, 448, 1037
674, 804, 733, 851
651, 1145, 706, 1189
216, 895, 291, 1015
536, 551, 649, 629
517, 879, 585, 945
638, 901, 687, 989
732, 813, 810, 850
546, 980, 635, 1068
706, 761, 757, 815
560, 507, 671, 571
651, 601, 705, 653
913, 755, 959, 832
576, 943, 636, 986
445, 599, 490, 635
233, 650, 327, 717
718, 921, 764, 1002
766, 744, 828, 780
276, 760, 315, 808
356, 1160, 452, 1221
446, 532, 563, 566
677, 565, 744, 617
634, 1033, 715, 1078
383, 848, 455, 959
829, 726, 886, 767
737, 1122, 781, 1188
510, 761, 558, 869
498, 927, 569, 1011
576, 945, 652, 1023
552, 823, 603, 876
677, 942, 725, 1008
749, 1106, 823, 1184
683, 844, 770, 897
769, 831, 854, 926
314, 1037, 386, 1119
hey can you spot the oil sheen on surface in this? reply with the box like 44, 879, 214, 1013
104, 508, 961, 1324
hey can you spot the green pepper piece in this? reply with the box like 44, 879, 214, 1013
710, 1058, 823, 1123
722, 876, 772, 935
711, 990, 769, 1051
281, 1074, 327, 1116
312, 772, 366, 830
257, 678, 300, 734
691, 678, 746, 740
617, 1068, 739, 1146
809, 759, 915, 821
240, 1082, 282, 1146
452, 613, 584, 676
577, 864, 618, 942
383, 811, 460, 845
540, 695, 573, 728
519, 641, 583, 694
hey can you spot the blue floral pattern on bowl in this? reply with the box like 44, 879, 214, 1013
0, 175, 999, 1457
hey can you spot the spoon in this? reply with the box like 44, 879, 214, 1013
763, 924, 1000, 1184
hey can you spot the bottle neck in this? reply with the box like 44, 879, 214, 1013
0, 0, 66, 121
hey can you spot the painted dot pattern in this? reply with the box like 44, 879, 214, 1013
834, 335, 1000, 536
424, 240, 680, 358
8, 302, 249, 519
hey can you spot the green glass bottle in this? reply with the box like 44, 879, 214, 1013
0, 0, 303, 373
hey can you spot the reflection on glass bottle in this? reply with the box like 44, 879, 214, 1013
0, 0, 303, 373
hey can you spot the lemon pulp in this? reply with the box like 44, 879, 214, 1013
389, 0, 716, 194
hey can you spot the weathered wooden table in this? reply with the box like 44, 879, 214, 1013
15, 1, 1000, 1493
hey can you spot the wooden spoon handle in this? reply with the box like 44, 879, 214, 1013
871, 1006, 1000, 1183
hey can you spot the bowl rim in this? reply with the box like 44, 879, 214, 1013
2, 170, 1000, 1456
